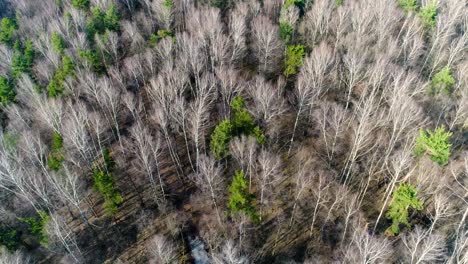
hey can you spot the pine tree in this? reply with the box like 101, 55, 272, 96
430, 66, 455, 95
92, 149, 123, 215
284, 44, 305, 77
0, 17, 16, 46
51, 32, 65, 54
414, 127, 452, 166
385, 183, 423, 236
48, 132, 64, 171
0, 76, 15, 105
104, 4, 120, 31
228, 170, 259, 223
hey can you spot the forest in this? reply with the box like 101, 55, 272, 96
0, 0, 467, 263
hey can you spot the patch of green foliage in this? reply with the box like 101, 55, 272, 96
20, 210, 49, 246
335, 0, 344, 6
210, 120, 233, 160
149, 30, 174, 47
429, 66, 455, 95
104, 4, 120, 31
0, 226, 20, 251
48, 132, 64, 171
0, 76, 15, 105
163, 0, 173, 8
283, 0, 304, 9
71, 0, 90, 10
284, 44, 305, 77
210, 96, 266, 159
92, 149, 123, 215
51, 32, 65, 54
79, 49, 104, 74
279, 21, 294, 43
47, 55, 75, 98
419, 1, 437, 28
86, 5, 120, 41
414, 127, 452, 166
228, 170, 260, 223
0, 17, 16, 46
385, 183, 423, 236
398, 0, 418, 12
12, 40, 35, 79
211, 0, 234, 10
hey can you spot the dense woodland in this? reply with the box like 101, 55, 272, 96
0, 0, 466, 263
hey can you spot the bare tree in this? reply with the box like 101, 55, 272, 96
427, 192, 456, 235
190, 154, 224, 225
229, 136, 258, 191
339, 226, 393, 264
0, 248, 32, 264
46, 213, 82, 263
211, 240, 249, 264
255, 149, 281, 217
215, 66, 245, 119
313, 101, 350, 163
401, 226, 446, 264
128, 120, 165, 203
248, 75, 286, 127
146, 234, 178, 264
289, 42, 334, 154
251, 15, 284, 76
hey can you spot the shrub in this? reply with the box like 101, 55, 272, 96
398, 0, 418, 12
413, 127, 452, 166
0, 17, 16, 46
279, 21, 294, 43
228, 170, 260, 223
48, 132, 64, 171
385, 183, 423, 236
0, 76, 15, 105
51, 32, 65, 54
429, 66, 455, 95
284, 44, 305, 77
20, 210, 49, 245
71, 0, 90, 10
419, 1, 437, 28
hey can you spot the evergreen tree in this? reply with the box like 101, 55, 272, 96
228, 170, 259, 223
51, 32, 65, 54
48, 132, 64, 171
92, 149, 123, 215
0, 17, 16, 46
430, 66, 455, 95
385, 183, 423, 236
414, 127, 452, 166
210, 119, 233, 160
0, 76, 15, 105
419, 1, 437, 28
71, 0, 90, 10
399, 0, 418, 12
104, 4, 120, 31
284, 44, 305, 77
20, 210, 50, 245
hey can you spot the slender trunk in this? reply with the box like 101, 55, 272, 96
288, 104, 303, 156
